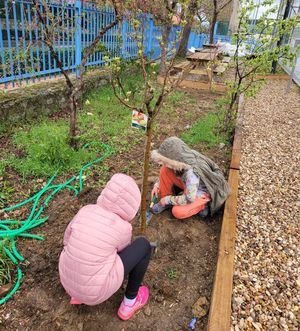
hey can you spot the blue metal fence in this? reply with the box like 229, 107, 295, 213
0, 0, 231, 87
187, 31, 232, 50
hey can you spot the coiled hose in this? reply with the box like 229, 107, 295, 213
0, 143, 111, 304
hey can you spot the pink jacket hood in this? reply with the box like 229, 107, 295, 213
97, 173, 141, 222
59, 174, 141, 305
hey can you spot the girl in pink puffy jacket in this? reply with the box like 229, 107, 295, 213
59, 174, 151, 321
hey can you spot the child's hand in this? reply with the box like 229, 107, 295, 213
160, 197, 167, 207
151, 184, 160, 199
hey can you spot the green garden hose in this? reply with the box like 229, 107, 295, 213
0, 142, 111, 305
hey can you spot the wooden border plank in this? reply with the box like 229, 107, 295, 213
208, 169, 239, 331
256, 73, 290, 80
157, 76, 228, 93
230, 150, 241, 170
208, 94, 245, 330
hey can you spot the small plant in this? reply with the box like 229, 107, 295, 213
0, 160, 7, 178
166, 268, 178, 280
0, 180, 15, 209
0, 249, 12, 286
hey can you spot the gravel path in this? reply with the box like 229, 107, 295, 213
231, 80, 300, 331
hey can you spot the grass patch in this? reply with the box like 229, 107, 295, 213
0, 72, 198, 180
161, 90, 197, 115
10, 121, 99, 178
182, 112, 226, 148
78, 80, 144, 154
168, 91, 187, 104
0, 74, 146, 179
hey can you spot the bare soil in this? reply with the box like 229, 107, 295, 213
0, 88, 231, 331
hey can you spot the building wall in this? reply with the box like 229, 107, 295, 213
218, 1, 238, 35
218, 1, 235, 21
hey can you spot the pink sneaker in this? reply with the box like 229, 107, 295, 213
70, 297, 82, 305
118, 286, 149, 321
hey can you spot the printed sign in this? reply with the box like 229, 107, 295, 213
131, 110, 148, 131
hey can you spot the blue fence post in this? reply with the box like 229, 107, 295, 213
213, 22, 218, 43
147, 17, 154, 57
0, 1, 231, 87
75, 0, 82, 76
0, 17, 6, 85
121, 20, 127, 59
199, 34, 205, 48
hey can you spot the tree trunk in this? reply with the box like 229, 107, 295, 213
177, 23, 192, 57
160, 24, 172, 74
69, 90, 77, 148
177, 0, 197, 57
224, 79, 241, 138
140, 120, 153, 235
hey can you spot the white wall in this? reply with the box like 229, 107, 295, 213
248, 0, 281, 20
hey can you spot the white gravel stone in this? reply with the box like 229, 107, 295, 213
231, 80, 300, 330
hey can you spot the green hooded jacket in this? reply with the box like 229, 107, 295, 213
151, 137, 230, 215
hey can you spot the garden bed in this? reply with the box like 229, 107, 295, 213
0, 78, 231, 330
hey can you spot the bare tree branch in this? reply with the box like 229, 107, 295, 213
81, 1, 121, 68
33, 0, 73, 89
110, 78, 137, 111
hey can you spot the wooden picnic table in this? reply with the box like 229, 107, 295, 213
194, 48, 221, 54
203, 43, 217, 49
186, 52, 218, 64
194, 48, 221, 55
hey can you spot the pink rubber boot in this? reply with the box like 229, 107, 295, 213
70, 297, 82, 305
118, 286, 149, 321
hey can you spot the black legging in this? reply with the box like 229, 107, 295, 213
118, 237, 151, 299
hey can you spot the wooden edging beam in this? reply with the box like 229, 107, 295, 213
207, 94, 245, 331
157, 75, 228, 94
256, 73, 290, 80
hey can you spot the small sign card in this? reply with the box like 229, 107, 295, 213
131, 110, 148, 131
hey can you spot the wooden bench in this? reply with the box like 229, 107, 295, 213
213, 65, 226, 74
189, 69, 208, 76
222, 56, 231, 63
173, 61, 193, 71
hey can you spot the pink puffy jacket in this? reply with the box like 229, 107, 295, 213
58, 174, 141, 305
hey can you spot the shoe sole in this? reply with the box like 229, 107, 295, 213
118, 299, 149, 321
118, 288, 149, 321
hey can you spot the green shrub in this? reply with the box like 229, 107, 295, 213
10, 122, 99, 178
